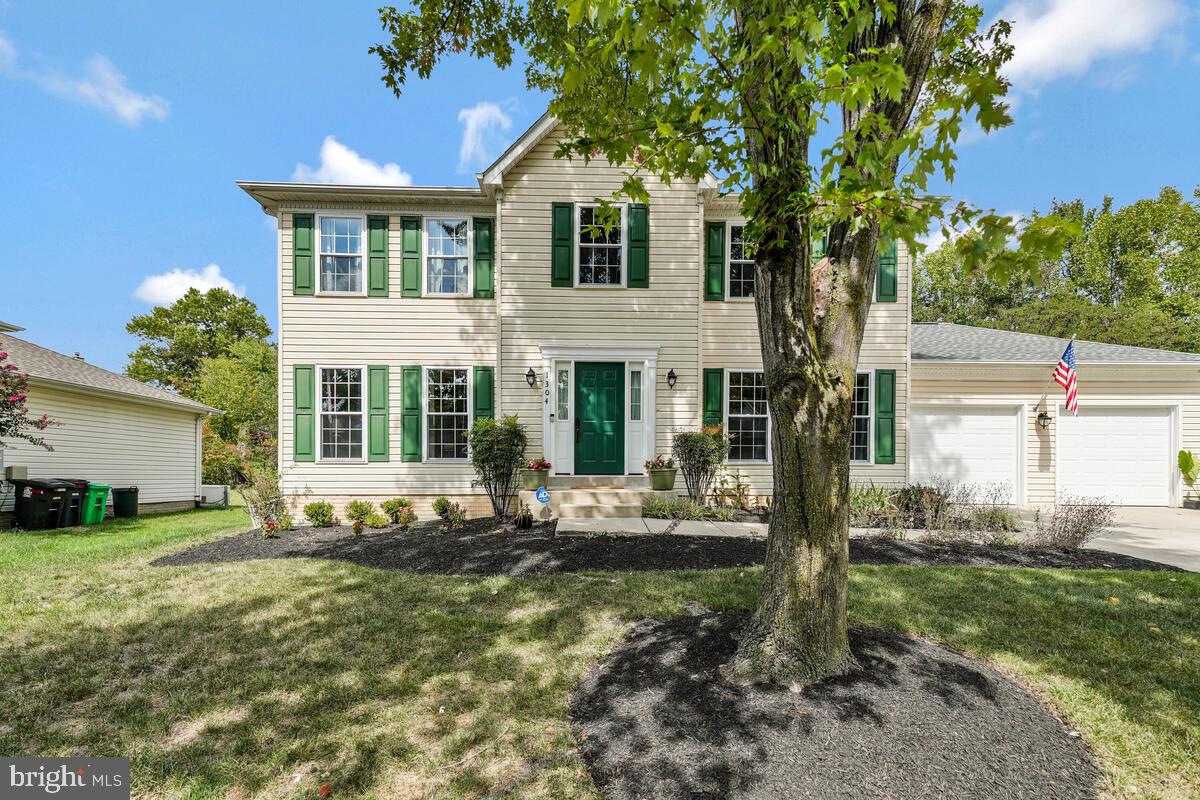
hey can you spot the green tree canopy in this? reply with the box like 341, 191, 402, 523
916, 187, 1200, 352
125, 288, 271, 395
195, 338, 278, 444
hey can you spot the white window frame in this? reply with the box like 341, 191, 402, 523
555, 365, 571, 422
421, 216, 474, 298
422, 365, 473, 462
574, 202, 628, 288
629, 368, 642, 422
851, 370, 873, 465
724, 368, 771, 464
316, 364, 367, 463
315, 213, 367, 297
726, 218, 755, 302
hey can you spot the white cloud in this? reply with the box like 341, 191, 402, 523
0, 32, 168, 125
292, 136, 412, 186
134, 264, 244, 305
457, 101, 514, 172
1000, 0, 1183, 89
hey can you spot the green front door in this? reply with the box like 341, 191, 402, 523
575, 362, 625, 475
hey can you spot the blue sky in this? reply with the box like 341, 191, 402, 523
1, 0, 1197, 374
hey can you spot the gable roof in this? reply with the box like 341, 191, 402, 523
913, 322, 1200, 365
0, 333, 217, 414
478, 112, 559, 189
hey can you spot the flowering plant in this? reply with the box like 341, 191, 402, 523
0, 348, 56, 450
262, 520, 280, 539
352, 519, 364, 536
525, 458, 552, 471
644, 454, 675, 470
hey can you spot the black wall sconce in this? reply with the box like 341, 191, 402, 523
666, 369, 678, 388
525, 367, 537, 388
1036, 410, 1052, 429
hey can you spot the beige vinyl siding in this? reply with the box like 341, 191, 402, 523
277, 207, 497, 503
498, 136, 701, 463
0, 383, 201, 512
701, 236, 912, 494
913, 364, 1200, 506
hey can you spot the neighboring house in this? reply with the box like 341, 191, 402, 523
240, 113, 1195, 516
0, 322, 216, 522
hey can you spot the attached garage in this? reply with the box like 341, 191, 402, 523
910, 404, 1022, 504
912, 323, 1200, 508
1057, 405, 1177, 506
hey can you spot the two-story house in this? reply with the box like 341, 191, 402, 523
241, 113, 1200, 517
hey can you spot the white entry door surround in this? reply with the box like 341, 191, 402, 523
539, 342, 659, 476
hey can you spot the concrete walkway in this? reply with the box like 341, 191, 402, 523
1087, 507, 1200, 572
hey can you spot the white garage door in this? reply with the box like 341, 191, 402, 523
1057, 406, 1174, 506
910, 405, 1021, 504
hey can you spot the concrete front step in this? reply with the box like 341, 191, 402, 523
518, 487, 679, 519
544, 474, 650, 489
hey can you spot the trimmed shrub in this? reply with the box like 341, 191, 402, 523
394, 506, 417, 532
895, 481, 951, 529
673, 425, 730, 503
468, 415, 528, 517
440, 501, 467, 532
380, 497, 413, 524
432, 496, 451, 519
303, 501, 336, 528
345, 500, 376, 522
363, 512, 390, 529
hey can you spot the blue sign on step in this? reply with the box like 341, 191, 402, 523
535, 486, 550, 504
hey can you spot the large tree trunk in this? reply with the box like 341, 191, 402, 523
724, 221, 875, 687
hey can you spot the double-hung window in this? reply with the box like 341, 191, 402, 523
425, 368, 470, 460
425, 218, 471, 296
319, 216, 364, 294
851, 372, 872, 463
728, 223, 755, 299
319, 367, 364, 460
577, 204, 624, 286
727, 371, 769, 461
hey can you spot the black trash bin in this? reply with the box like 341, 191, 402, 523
10, 479, 71, 530
112, 486, 139, 518
56, 478, 90, 527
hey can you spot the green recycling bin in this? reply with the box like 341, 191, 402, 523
81, 484, 111, 525
112, 486, 139, 518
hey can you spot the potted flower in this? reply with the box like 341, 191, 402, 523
521, 458, 552, 489
645, 454, 677, 490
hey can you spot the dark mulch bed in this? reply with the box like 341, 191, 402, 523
154, 515, 1176, 578
153, 516, 1180, 575
571, 611, 1100, 800
152, 517, 767, 575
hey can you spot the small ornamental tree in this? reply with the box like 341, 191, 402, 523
673, 426, 730, 503
375, 0, 1074, 686
469, 416, 528, 516
0, 348, 55, 450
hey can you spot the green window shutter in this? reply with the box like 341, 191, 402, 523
367, 365, 389, 462
702, 368, 724, 427
551, 202, 574, 287
401, 365, 422, 462
874, 369, 896, 464
704, 222, 725, 301
293, 364, 315, 462
367, 216, 389, 297
473, 366, 495, 420
627, 203, 649, 288
812, 230, 828, 261
473, 217, 494, 298
401, 216, 422, 297
876, 237, 898, 302
293, 214, 314, 295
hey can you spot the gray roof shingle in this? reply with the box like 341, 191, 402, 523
913, 323, 1200, 364
0, 333, 217, 413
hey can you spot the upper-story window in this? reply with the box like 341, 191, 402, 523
319, 216, 364, 294
728, 223, 755, 299
577, 204, 624, 286
425, 218, 471, 296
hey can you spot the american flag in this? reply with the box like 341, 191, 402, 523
1054, 340, 1079, 415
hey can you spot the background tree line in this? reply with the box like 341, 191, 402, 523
124, 287, 277, 484
916, 187, 1200, 352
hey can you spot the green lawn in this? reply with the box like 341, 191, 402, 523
1, 510, 1197, 800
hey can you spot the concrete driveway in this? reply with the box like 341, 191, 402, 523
1087, 507, 1200, 572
